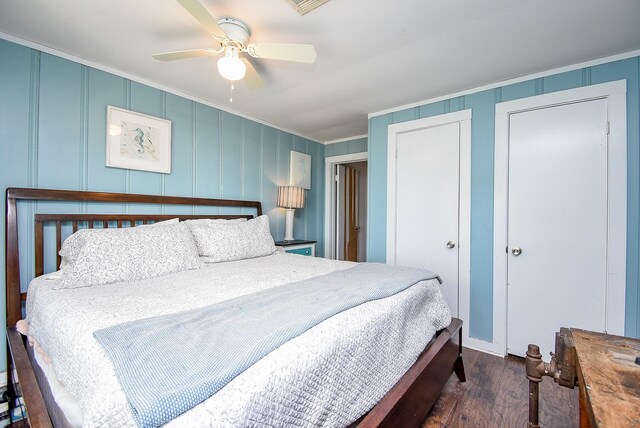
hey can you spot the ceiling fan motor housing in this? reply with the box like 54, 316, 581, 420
217, 18, 250, 46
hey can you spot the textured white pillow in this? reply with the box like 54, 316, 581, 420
58, 218, 179, 270
187, 214, 276, 263
57, 223, 202, 288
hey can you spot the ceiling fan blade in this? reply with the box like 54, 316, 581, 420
243, 60, 264, 89
246, 43, 317, 64
177, 0, 226, 38
152, 49, 216, 61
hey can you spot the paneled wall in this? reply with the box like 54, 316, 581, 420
324, 137, 367, 157
368, 57, 640, 343
0, 38, 325, 369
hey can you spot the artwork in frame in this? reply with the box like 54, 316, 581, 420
106, 106, 172, 174
290, 151, 311, 190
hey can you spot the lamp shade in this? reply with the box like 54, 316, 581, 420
278, 186, 305, 209
217, 46, 246, 81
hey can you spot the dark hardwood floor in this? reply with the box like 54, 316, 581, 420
422, 347, 579, 427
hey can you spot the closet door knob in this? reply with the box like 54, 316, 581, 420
446, 241, 456, 249
512, 247, 522, 256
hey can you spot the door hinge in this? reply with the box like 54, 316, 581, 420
335, 174, 339, 182
606, 121, 610, 135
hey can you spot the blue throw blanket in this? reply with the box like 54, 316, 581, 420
93, 263, 441, 428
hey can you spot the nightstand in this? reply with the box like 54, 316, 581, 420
275, 240, 317, 257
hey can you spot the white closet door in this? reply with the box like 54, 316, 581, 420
395, 122, 460, 315
507, 98, 609, 357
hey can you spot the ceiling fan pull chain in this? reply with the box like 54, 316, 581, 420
229, 82, 235, 103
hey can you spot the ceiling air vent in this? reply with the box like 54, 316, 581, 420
284, 0, 331, 15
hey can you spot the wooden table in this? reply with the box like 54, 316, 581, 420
571, 329, 640, 427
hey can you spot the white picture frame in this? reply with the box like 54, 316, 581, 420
106, 106, 172, 174
290, 150, 311, 189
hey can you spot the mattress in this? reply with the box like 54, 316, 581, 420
24, 251, 451, 427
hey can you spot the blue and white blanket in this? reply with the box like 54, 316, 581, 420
93, 263, 441, 428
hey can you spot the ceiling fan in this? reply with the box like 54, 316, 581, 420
153, 0, 317, 90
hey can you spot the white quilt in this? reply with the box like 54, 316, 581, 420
25, 251, 451, 427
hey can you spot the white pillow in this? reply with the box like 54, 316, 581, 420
187, 215, 276, 263
57, 223, 201, 288
58, 218, 179, 270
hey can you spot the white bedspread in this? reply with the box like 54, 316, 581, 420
25, 251, 451, 427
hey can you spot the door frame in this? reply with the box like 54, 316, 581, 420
493, 80, 627, 356
386, 109, 472, 347
324, 152, 368, 259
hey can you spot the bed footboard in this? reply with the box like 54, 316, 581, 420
7, 320, 464, 428
358, 318, 465, 428
6, 327, 52, 427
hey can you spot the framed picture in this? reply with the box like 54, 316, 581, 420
106, 106, 172, 174
290, 150, 311, 190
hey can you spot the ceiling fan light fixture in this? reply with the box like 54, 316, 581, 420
217, 46, 246, 81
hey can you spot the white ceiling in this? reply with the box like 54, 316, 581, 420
1, 0, 639, 143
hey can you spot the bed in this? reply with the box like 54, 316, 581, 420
5, 187, 465, 428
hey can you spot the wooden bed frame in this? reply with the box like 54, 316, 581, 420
5, 187, 465, 428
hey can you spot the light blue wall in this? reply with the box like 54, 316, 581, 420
368, 58, 640, 342
0, 38, 325, 369
324, 137, 368, 157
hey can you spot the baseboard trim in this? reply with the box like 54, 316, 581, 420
463, 337, 505, 357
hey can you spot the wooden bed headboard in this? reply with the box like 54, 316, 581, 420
5, 187, 263, 327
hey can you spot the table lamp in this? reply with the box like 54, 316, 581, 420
277, 185, 305, 241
